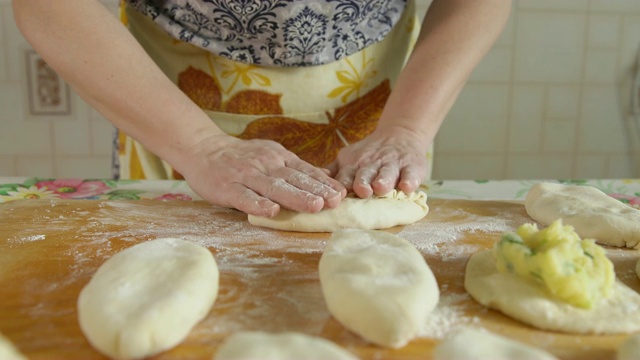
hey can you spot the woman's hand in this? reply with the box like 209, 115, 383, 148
180, 134, 347, 218
327, 125, 429, 199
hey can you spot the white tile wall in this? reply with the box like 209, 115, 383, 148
0, 0, 639, 180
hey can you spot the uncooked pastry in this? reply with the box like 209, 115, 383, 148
433, 328, 558, 360
0, 332, 26, 360
78, 238, 219, 360
617, 333, 640, 360
213, 331, 359, 360
248, 190, 429, 232
465, 249, 640, 334
524, 182, 640, 248
319, 229, 439, 348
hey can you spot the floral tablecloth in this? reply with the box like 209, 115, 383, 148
1, 177, 639, 208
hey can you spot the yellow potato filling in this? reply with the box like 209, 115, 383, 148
494, 219, 614, 309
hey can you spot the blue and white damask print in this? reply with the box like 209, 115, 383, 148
124, 0, 407, 67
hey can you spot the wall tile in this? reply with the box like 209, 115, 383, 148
16, 156, 54, 178
578, 86, 629, 153
0, 7, 7, 83
55, 157, 112, 179
436, 84, 509, 153
0, 83, 52, 156
607, 154, 634, 178
52, 98, 91, 156
588, 15, 621, 49
506, 155, 574, 179
591, 0, 640, 13
546, 86, 580, 119
495, 11, 515, 47
574, 155, 607, 178
468, 47, 512, 82
584, 49, 619, 84
433, 154, 505, 180
514, 12, 587, 83
0, 156, 15, 176
91, 118, 116, 156
519, 0, 588, 11
543, 121, 576, 153
509, 85, 544, 152
619, 16, 640, 81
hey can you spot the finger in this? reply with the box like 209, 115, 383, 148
398, 166, 424, 194
372, 164, 400, 196
271, 167, 344, 209
333, 164, 357, 192
285, 158, 347, 198
247, 174, 325, 214
352, 165, 379, 199
324, 161, 338, 177
222, 183, 280, 217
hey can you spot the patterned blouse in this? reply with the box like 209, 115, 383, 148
125, 0, 408, 67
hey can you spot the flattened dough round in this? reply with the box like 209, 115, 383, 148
214, 332, 358, 360
464, 249, 640, 334
319, 229, 439, 348
78, 238, 219, 360
525, 182, 640, 248
433, 328, 558, 360
248, 190, 428, 232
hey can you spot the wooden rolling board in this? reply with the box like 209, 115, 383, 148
0, 198, 639, 360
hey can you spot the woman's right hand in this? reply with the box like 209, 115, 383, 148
179, 134, 347, 218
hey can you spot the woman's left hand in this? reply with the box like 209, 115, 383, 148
327, 125, 430, 199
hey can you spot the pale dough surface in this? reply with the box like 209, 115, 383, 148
319, 229, 439, 348
214, 332, 359, 360
525, 182, 640, 248
78, 238, 219, 360
248, 190, 429, 232
0, 332, 26, 360
617, 333, 640, 360
465, 249, 640, 334
433, 328, 558, 360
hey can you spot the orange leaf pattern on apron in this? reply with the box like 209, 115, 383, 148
238, 79, 391, 167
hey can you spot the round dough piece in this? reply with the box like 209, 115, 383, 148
617, 333, 640, 360
524, 182, 640, 248
0, 332, 26, 360
248, 190, 428, 232
465, 249, 640, 334
433, 328, 558, 360
78, 238, 219, 360
319, 229, 439, 348
213, 332, 359, 360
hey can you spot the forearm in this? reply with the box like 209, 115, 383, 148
12, 0, 222, 171
378, 0, 512, 149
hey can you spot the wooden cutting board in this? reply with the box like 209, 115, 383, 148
0, 198, 638, 360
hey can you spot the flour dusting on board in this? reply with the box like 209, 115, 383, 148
399, 205, 529, 261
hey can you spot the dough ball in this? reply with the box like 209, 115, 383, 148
465, 249, 640, 334
0, 332, 26, 360
78, 238, 219, 360
213, 331, 358, 360
433, 328, 558, 360
319, 229, 439, 348
617, 333, 640, 360
525, 182, 640, 248
248, 190, 429, 232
